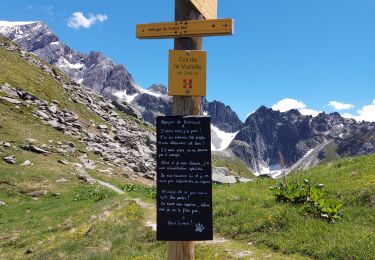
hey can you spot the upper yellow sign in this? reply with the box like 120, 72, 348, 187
136, 18, 233, 39
190, 0, 217, 19
168, 50, 207, 97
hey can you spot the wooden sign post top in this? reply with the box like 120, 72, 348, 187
135, 0, 234, 258
190, 0, 217, 19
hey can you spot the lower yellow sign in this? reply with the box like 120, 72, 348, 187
168, 50, 207, 96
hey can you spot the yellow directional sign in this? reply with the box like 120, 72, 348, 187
168, 50, 206, 96
190, 0, 217, 19
136, 18, 233, 39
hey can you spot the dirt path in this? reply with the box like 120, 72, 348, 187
78, 168, 309, 259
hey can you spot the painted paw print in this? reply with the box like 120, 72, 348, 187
195, 223, 205, 233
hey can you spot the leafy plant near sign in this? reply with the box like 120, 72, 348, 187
121, 183, 156, 199
270, 179, 343, 223
73, 187, 115, 202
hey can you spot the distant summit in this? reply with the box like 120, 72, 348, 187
226, 106, 375, 177
0, 21, 242, 150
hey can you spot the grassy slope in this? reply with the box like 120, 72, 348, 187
212, 154, 253, 177
0, 37, 285, 259
1, 36, 373, 259
213, 154, 375, 259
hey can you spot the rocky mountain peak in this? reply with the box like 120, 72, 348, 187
227, 106, 375, 178
87, 51, 107, 64
0, 21, 244, 135
0, 21, 57, 51
203, 100, 243, 132
147, 84, 167, 95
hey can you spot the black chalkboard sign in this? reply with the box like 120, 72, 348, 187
156, 116, 213, 241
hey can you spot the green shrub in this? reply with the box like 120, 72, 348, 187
73, 187, 115, 202
121, 183, 156, 199
270, 179, 342, 223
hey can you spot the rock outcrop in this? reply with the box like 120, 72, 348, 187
225, 106, 375, 177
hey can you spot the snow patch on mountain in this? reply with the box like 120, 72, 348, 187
57, 57, 84, 69
0, 21, 38, 27
257, 164, 282, 178
211, 124, 238, 152
114, 90, 139, 103
143, 89, 163, 98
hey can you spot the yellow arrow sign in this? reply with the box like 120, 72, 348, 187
136, 18, 233, 39
190, 0, 217, 19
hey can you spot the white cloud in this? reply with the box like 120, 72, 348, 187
67, 12, 107, 29
271, 98, 321, 117
342, 99, 375, 122
328, 101, 354, 110
299, 108, 320, 117
342, 113, 355, 119
271, 98, 306, 112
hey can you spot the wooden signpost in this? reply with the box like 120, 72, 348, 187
136, 0, 233, 259
136, 18, 233, 39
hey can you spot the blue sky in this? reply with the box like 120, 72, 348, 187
1, 0, 375, 121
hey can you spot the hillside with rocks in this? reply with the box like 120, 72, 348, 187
0, 35, 157, 182
0, 21, 243, 136
1, 21, 374, 179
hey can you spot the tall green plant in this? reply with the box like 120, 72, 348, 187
270, 179, 342, 223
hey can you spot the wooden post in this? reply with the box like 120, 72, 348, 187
172, 0, 203, 118
168, 0, 203, 259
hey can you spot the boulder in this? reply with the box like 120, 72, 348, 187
236, 177, 255, 183
112, 99, 142, 119
0, 83, 18, 98
1, 141, 11, 148
77, 173, 96, 184
212, 174, 237, 184
58, 159, 69, 165
27, 190, 48, 197
98, 125, 108, 130
34, 110, 50, 120
21, 160, 32, 166
22, 145, 48, 154
0, 96, 22, 105
47, 105, 58, 114
212, 167, 237, 184
3, 155, 16, 164
56, 178, 68, 183
123, 166, 134, 178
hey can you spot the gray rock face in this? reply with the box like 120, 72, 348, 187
112, 99, 142, 119
0, 22, 139, 100
0, 37, 158, 182
0, 22, 244, 133
203, 100, 243, 132
132, 91, 172, 124
21, 145, 48, 154
212, 167, 237, 184
226, 106, 375, 176
212, 166, 253, 184
337, 123, 375, 156
147, 84, 168, 95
